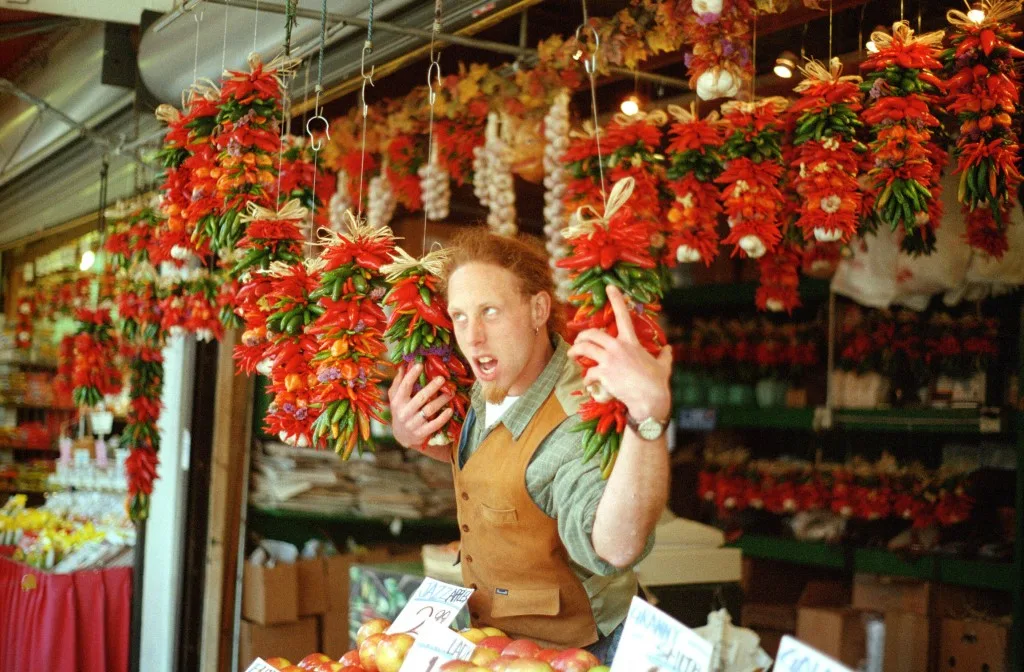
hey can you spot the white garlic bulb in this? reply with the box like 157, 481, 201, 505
367, 172, 397, 229
418, 147, 451, 221
328, 170, 351, 231
738, 235, 767, 258
543, 92, 572, 301
695, 67, 740, 101
482, 112, 517, 237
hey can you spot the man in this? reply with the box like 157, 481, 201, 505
388, 231, 671, 660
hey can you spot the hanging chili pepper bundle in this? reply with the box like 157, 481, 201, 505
71, 307, 122, 409
124, 345, 163, 521
309, 214, 396, 458
860, 22, 946, 256
279, 135, 336, 226
384, 134, 425, 213
175, 87, 221, 261
789, 58, 866, 244
943, 0, 1024, 259
663, 103, 724, 266
232, 200, 308, 374
755, 234, 803, 314
209, 54, 294, 258
14, 295, 33, 350
54, 335, 75, 399
717, 97, 789, 259
682, 0, 755, 101
382, 248, 473, 451
557, 178, 667, 479
262, 260, 324, 447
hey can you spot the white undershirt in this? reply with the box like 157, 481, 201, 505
484, 396, 520, 429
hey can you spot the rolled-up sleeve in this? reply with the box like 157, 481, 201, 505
526, 418, 655, 577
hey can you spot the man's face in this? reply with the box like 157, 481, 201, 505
447, 262, 538, 403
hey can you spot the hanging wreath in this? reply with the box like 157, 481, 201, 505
682, 0, 755, 100
717, 97, 789, 259
309, 215, 395, 457
232, 200, 308, 375
860, 21, 946, 256
262, 260, 324, 447
382, 249, 473, 451
944, 0, 1024, 259
664, 102, 724, 266
789, 58, 866, 244
558, 178, 667, 478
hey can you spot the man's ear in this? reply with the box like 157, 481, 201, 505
532, 291, 551, 331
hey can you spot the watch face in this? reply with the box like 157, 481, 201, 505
638, 417, 664, 440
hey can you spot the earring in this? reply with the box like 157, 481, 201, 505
534, 326, 540, 335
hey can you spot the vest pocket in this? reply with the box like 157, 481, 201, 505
490, 587, 561, 618
479, 503, 518, 525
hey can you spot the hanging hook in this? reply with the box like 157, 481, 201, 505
306, 114, 330, 152
360, 41, 375, 82
573, 23, 600, 75
426, 60, 442, 105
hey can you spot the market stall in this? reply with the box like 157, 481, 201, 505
1, 0, 1023, 669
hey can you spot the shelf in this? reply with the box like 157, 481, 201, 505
249, 505, 458, 529
675, 406, 1009, 435
729, 534, 1016, 592
664, 279, 831, 313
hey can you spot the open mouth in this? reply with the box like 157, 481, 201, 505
475, 356, 498, 379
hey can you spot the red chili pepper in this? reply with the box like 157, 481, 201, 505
980, 29, 997, 56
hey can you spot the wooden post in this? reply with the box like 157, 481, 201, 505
199, 329, 254, 672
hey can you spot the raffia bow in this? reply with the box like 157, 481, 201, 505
871, 21, 945, 51
569, 120, 603, 141
948, 0, 1022, 27
240, 199, 308, 224
381, 246, 450, 283
181, 79, 221, 112
667, 103, 720, 124
316, 210, 396, 246
794, 57, 862, 92
720, 96, 789, 117
562, 176, 635, 241
611, 109, 668, 127
154, 104, 180, 125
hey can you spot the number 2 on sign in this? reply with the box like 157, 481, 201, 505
405, 606, 453, 636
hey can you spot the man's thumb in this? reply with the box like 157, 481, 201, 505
658, 345, 673, 365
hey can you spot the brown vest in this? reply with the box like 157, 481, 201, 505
451, 392, 600, 649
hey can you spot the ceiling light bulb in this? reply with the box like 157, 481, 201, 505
620, 96, 640, 116
80, 250, 95, 271
774, 51, 797, 79
967, 8, 985, 22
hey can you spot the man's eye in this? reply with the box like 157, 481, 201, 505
452, 313, 467, 323
484, 307, 498, 317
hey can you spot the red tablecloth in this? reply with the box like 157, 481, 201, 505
0, 556, 131, 672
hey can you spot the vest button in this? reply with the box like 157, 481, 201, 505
461, 524, 469, 532
461, 492, 469, 501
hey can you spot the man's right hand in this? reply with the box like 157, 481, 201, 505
388, 362, 454, 456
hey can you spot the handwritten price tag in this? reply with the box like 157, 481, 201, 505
399, 620, 477, 672
243, 658, 281, 672
609, 597, 713, 672
774, 635, 853, 672
388, 577, 474, 636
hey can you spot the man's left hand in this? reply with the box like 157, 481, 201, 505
567, 284, 673, 423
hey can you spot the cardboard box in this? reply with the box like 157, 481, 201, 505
296, 558, 328, 616
939, 618, 1008, 672
320, 608, 349, 659
741, 602, 797, 633
852, 574, 932, 616
637, 546, 742, 586
795, 581, 867, 669
883, 611, 931, 672
242, 562, 299, 626
238, 617, 319, 671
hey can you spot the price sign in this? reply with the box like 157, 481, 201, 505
388, 578, 475, 635
774, 635, 853, 672
243, 658, 280, 672
399, 621, 476, 672
609, 597, 713, 672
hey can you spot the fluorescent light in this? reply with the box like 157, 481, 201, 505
79, 250, 95, 271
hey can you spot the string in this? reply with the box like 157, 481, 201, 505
193, 10, 203, 86
253, 0, 259, 55
577, 0, 606, 207
305, 0, 329, 252
828, 0, 833, 61
222, 0, 230, 73
356, 0, 376, 220
751, 12, 757, 101
900, 0, 905, 21
423, 0, 443, 251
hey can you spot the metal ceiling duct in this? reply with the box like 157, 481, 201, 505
0, 0, 174, 24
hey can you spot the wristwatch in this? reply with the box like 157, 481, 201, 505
627, 413, 671, 441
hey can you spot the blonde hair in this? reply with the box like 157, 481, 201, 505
441, 230, 566, 338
